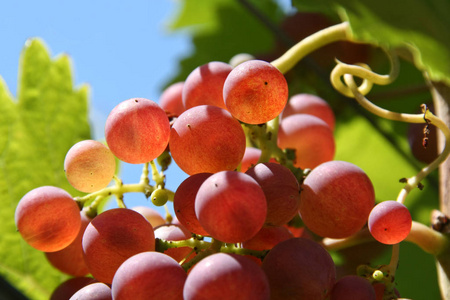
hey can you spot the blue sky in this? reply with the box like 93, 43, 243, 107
0, 1, 192, 216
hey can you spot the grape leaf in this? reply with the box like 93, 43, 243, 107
292, 0, 450, 85
0, 38, 91, 300
165, 0, 284, 86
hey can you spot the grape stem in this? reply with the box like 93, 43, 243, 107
270, 22, 350, 74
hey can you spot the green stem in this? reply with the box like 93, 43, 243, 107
271, 22, 350, 74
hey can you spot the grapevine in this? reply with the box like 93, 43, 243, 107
12, 15, 450, 300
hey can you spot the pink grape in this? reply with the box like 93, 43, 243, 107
112, 251, 187, 300
105, 98, 170, 164
278, 114, 335, 169
64, 140, 116, 193
173, 173, 212, 236
223, 59, 288, 124
245, 162, 300, 226
261, 237, 336, 300
154, 224, 195, 262
239, 147, 277, 172
299, 161, 375, 238
330, 275, 376, 300
281, 93, 335, 130
132, 206, 166, 228
195, 171, 267, 243
183, 253, 270, 300
45, 211, 91, 276
69, 282, 112, 300
183, 61, 232, 110
82, 208, 155, 284
169, 105, 246, 175
368, 200, 412, 244
159, 81, 186, 116
15, 186, 81, 252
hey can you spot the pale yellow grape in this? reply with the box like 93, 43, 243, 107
64, 140, 116, 193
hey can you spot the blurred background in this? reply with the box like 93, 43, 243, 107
0, 0, 443, 299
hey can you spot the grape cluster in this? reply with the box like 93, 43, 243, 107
14, 59, 413, 300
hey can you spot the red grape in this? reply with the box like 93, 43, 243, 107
173, 173, 212, 236
64, 140, 116, 193
82, 208, 155, 284
169, 105, 246, 175
261, 237, 336, 300
278, 114, 335, 169
281, 93, 335, 130
105, 98, 170, 164
69, 282, 112, 300
183, 61, 232, 110
330, 275, 376, 300
15, 186, 81, 252
45, 211, 91, 276
183, 253, 270, 300
112, 251, 187, 300
159, 81, 185, 116
195, 171, 267, 243
245, 162, 300, 226
368, 200, 412, 244
223, 59, 288, 124
50, 277, 98, 300
299, 160, 375, 238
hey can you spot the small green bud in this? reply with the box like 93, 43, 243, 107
151, 188, 169, 206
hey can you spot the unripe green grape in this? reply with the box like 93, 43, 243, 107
151, 188, 169, 206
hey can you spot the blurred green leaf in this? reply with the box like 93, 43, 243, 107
0, 38, 91, 300
292, 0, 450, 85
165, 0, 284, 87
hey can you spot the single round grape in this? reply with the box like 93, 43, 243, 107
64, 140, 116, 193
182, 61, 232, 110
368, 200, 412, 245
150, 188, 169, 206
281, 93, 335, 130
45, 211, 91, 276
173, 173, 212, 236
223, 59, 288, 124
278, 114, 335, 169
154, 224, 195, 263
261, 237, 336, 300
330, 275, 376, 300
246, 162, 300, 226
112, 251, 187, 300
184, 253, 270, 300
105, 98, 170, 164
169, 105, 246, 175
299, 160, 375, 238
195, 171, 267, 243
131, 206, 166, 227
15, 186, 81, 252
159, 81, 186, 116
69, 282, 112, 300
82, 208, 155, 284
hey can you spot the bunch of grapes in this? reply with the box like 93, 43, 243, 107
15, 57, 416, 300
